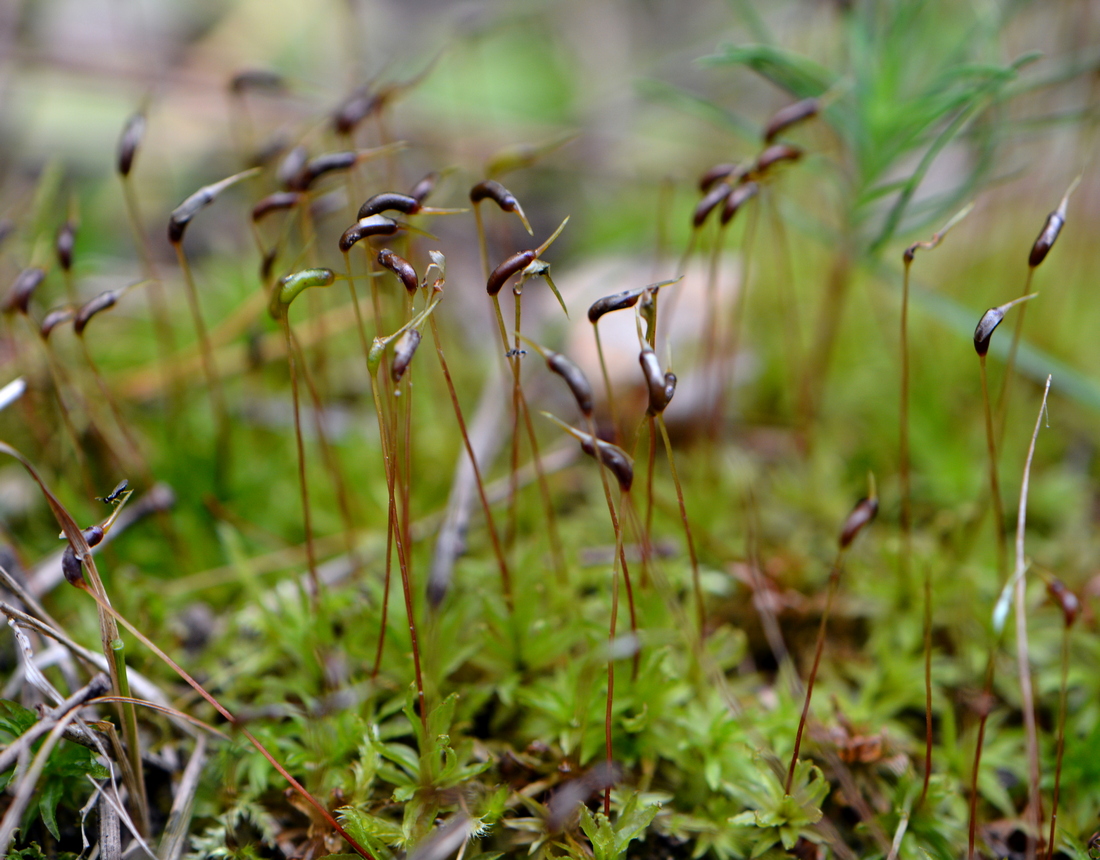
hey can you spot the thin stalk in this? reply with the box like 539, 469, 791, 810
900, 258, 913, 592
967, 652, 996, 860
585, 414, 639, 680
282, 320, 320, 600
427, 313, 513, 610
603, 489, 624, 816
592, 325, 622, 439
979, 356, 1008, 577
290, 332, 360, 571
369, 368, 427, 734
656, 414, 704, 636
70, 582, 376, 859
996, 267, 1036, 439
1012, 377, 1051, 860
489, 293, 566, 581
1046, 621, 1071, 860
919, 561, 933, 808
172, 242, 231, 490
786, 550, 845, 795
644, 415, 657, 567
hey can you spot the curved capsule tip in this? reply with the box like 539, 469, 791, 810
547, 351, 594, 417
377, 249, 418, 294
839, 495, 878, 549
271, 268, 335, 317
4, 268, 46, 315
73, 291, 119, 335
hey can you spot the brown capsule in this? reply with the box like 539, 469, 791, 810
1046, 579, 1080, 627
547, 352, 594, 417
377, 249, 418, 294
587, 286, 646, 324
579, 436, 634, 493
486, 250, 537, 296
229, 68, 284, 95
288, 151, 359, 192
117, 112, 145, 177
693, 182, 732, 228
409, 172, 439, 204
973, 308, 1003, 356
251, 191, 302, 222
333, 88, 379, 135
169, 170, 258, 243
339, 215, 399, 253
1028, 211, 1064, 268
3, 268, 45, 314
753, 143, 803, 176
699, 163, 741, 193
391, 329, 421, 383
276, 145, 309, 188
62, 546, 85, 587
838, 496, 878, 549
40, 307, 74, 338
62, 525, 105, 586
719, 181, 759, 226
763, 97, 820, 143
56, 221, 77, 271
73, 291, 118, 335
357, 192, 421, 220
640, 348, 673, 415
470, 179, 519, 211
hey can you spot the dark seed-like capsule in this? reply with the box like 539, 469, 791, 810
377, 249, 418, 294
170, 171, 258, 243
117, 112, 145, 177
1028, 211, 1064, 268
547, 352, 593, 417
470, 179, 519, 212
408, 172, 439, 204
720, 181, 759, 226
357, 192, 421, 220
40, 307, 74, 338
640, 348, 673, 415
579, 436, 634, 493
83, 525, 105, 547
333, 88, 379, 135
339, 216, 400, 253
699, 163, 740, 193
763, 97, 819, 143
4, 268, 45, 314
391, 329, 421, 383
973, 306, 1006, 357
1046, 578, 1080, 627
753, 143, 803, 176
251, 192, 302, 222
587, 287, 646, 324
839, 496, 878, 549
62, 546, 85, 586
693, 182, 732, 228
229, 68, 284, 95
74, 291, 118, 335
487, 250, 537, 296
289, 151, 359, 192
57, 221, 77, 271
276, 145, 309, 188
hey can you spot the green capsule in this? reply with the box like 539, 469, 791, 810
269, 268, 335, 319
